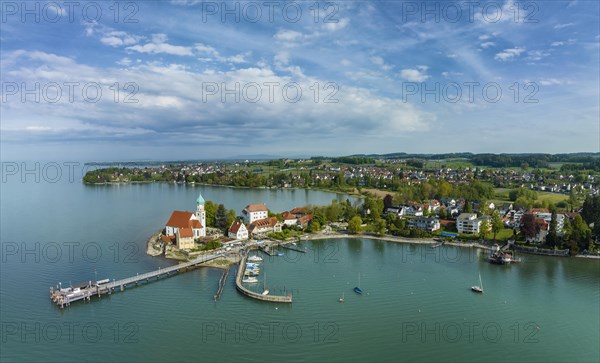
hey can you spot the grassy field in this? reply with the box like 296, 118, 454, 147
538, 192, 569, 204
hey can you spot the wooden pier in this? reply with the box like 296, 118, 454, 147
235, 251, 292, 303
258, 245, 277, 256
279, 243, 306, 253
214, 268, 229, 301
50, 252, 224, 308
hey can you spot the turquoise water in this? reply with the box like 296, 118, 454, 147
1, 174, 599, 362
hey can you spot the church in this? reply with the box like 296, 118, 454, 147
164, 193, 206, 249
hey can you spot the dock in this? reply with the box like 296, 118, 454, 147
214, 268, 229, 301
235, 251, 292, 303
258, 245, 277, 256
279, 243, 306, 253
50, 252, 223, 308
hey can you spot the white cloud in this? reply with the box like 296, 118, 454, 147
479, 35, 491, 40
551, 41, 565, 47
324, 18, 349, 32
494, 47, 525, 61
526, 50, 550, 61
274, 30, 304, 42
400, 68, 429, 82
539, 78, 568, 86
100, 31, 142, 47
370, 56, 393, 71
480, 42, 495, 49
554, 23, 575, 29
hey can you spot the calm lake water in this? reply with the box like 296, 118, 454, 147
1, 169, 599, 362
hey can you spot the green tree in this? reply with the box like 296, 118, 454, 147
348, 216, 362, 234
490, 210, 503, 242
546, 211, 558, 247
226, 209, 237, 230
215, 204, 228, 231
479, 219, 490, 240
375, 218, 387, 236
204, 201, 217, 227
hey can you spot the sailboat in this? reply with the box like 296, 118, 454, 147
471, 272, 484, 293
339, 292, 345, 303
261, 272, 269, 295
353, 273, 363, 294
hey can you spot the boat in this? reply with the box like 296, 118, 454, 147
488, 245, 521, 264
244, 270, 259, 276
248, 255, 263, 262
471, 272, 484, 293
354, 273, 363, 294
242, 276, 258, 283
262, 272, 269, 295
339, 292, 344, 303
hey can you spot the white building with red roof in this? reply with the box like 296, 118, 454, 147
228, 220, 249, 240
164, 193, 206, 249
242, 203, 269, 224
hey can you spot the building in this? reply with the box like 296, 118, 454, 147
248, 217, 283, 235
228, 221, 249, 240
281, 211, 298, 226
164, 193, 207, 249
176, 227, 195, 250
457, 213, 484, 234
242, 203, 269, 224
408, 217, 441, 232
526, 218, 549, 244
297, 214, 314, 228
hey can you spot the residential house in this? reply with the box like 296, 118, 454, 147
457, 213, 487, 234
228, 221, 249, 240
248, 217, 283, 235
281, 211, 298, 226
526, 218, 549, 244
297, 214, 314, 228
176, 227, 195, 250
408, 217, 441, 232
242, 203, 269, 224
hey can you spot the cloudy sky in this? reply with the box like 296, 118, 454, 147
1, 0, 599, 161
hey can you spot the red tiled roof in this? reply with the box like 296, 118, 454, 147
166, 211, 194, 228
166, 211, 203, 229
290, 207, 305, 215
245, 203, 268, 212
282, 211, 297, 220
161, 235, 175, 243
190, 219, 203, 229
179, 227, 193, 238
251, 217, 279, 228
229, 221, 244, 233
297, 214, 314, 226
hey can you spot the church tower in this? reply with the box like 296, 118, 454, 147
196, 193, 206, 237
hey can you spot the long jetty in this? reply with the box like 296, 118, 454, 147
279, 243, 306, 253
50, 252, 223, 308
235, 251, 292, 303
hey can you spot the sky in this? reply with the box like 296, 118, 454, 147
1, 0, 599, 161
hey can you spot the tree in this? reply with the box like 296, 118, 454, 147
383, 194, 394, 209
520, 213, 538, 241
204, 201, 217, 227
581, 196, 600, 236
215, 204, 228, 231
375, 219, 387, 236
479, 219, 490, 240
490, 210, 503, 242
226, 209, 237, 230
546, 211, 558, 247
464, 200, 473, 213
307, 220, 321, 233
348, 216, 362, 234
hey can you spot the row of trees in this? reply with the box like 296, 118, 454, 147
203, 201, 237, 234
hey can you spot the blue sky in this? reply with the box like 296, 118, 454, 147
1, 0, 599, 161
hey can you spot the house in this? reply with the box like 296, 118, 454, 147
242, 203, 269, 224
526, 218, 549, 244
176, 227, 195, 250
297, 214, 314, 228
248, 217, 283, 235
228, 221, 248, 240
408, 217, 441, 232
498, 203, 514, 215
457, 213, 485, 234
289, 207, 306, 218
402, 205, 423, 217
281, 211, 298, 226
384, 206, 403, 216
